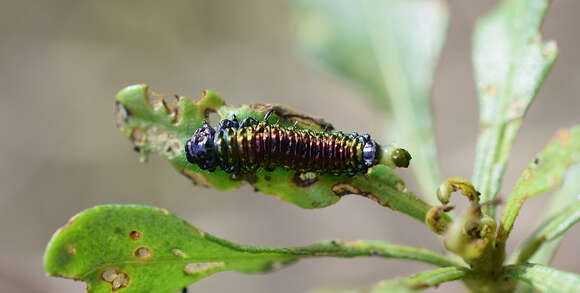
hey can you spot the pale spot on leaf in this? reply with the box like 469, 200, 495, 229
183, 262, 224, 275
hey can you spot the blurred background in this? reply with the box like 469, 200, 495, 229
1, 0, 579, 292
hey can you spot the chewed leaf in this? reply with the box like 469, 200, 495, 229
499, 126, 580, 243
44, 205, 295, 293
291, 0, 448, 202
502, 263, 580, 293
471, 0, 558, 217
114, 84, 239, 189
114, 85, 438, 225
44, 205, 460, 292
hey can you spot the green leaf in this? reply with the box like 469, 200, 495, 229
114, 84, 443, 225
500, 127, 580, 293
502, 263, 580, 293
512, 164, 580, 293
471, 0, 558, 217
371, 267, 468, 292
291, 0, 448, 201
511, 202, 580, 264
44, 205, 461, 292
499, 126, 580, 243
523, 163, 580, 265
310, 267, 468, 293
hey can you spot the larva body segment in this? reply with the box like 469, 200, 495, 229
185, 111, 383, 175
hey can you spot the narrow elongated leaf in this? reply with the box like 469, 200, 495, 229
512, 202, 580, 264
499, 126, 580, 243
471, 0, 558, 217
371, 267, 468, 292
502, 263, 580, 293
114, 84, 444, 225
292, 0, 448, 201
514, 164, 580, 293
525, 163, 580, 263
44, 205, 461, 292
310, 267, 468, 293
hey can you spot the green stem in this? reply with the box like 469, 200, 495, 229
206, 236, 463, 268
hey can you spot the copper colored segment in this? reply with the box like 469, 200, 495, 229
349, 138, 357, 168
270, 126, 279, 164
263, 124, 270, 167
322, 134, 329, 170
328, 135, 336, 170
248, 127, 256, 164
302, 132, 310, 162
296, 132, 308, 170
241, 126, 367, 174
254, 128, 263, 166
337, 136, 346, 170
291, 130, 299, 168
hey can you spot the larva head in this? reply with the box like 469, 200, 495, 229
185, 121, 219, 171
391, 148, 411, 168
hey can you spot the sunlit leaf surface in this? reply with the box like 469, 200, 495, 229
512, 202, 580, 264
500, 126, 580, 243
471, 0, 558, 217
44, 205, 460, 292
503, 263, 580, 293
512, 164, 580, 293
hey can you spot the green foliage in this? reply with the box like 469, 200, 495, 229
292, 0, 448, 201
513, 164, 580, 293
114, 84, 439, 223
312, 267, 468, 293
44, 205, 460, 293
370, 267, 468, 293
502, 264, 580, 293
520, 163, 580, 265
45, 0, 580, 292
500, 126, 580, 243
512, 202, 580, 264
471, 0, 558, 217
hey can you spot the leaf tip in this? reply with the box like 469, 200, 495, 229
543, 40, 558, 59
116, 84, 149, 102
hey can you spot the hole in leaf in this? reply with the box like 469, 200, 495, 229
113, 101, 130, 129
293, 172, 318, 187
172, 248, 186, 258
129, 230, 141, 241
206, 110, 220, 126
66, 244, 76, 256
134, 246, 151, 259
183, 262, 224, 275
101, 268, 130, 291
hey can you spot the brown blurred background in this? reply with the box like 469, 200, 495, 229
1, 0, 579, 292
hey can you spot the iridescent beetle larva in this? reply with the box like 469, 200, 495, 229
185, 110, 410, 175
